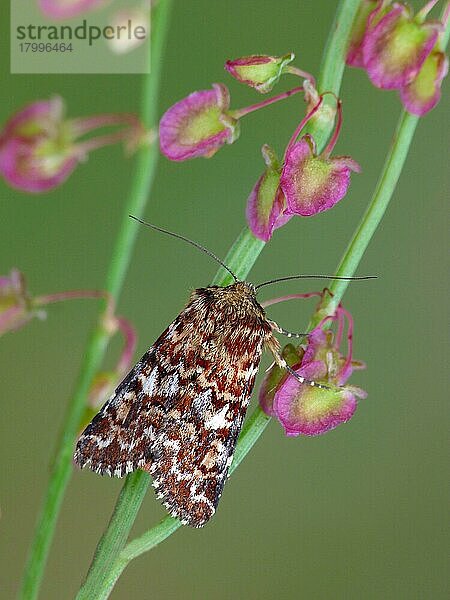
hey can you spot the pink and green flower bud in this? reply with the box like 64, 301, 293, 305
0, 97, 79, 193
362, 3, 441, 89
0, 97, 147, 193
303, 81, 337, 132
273, 361, 361, 436
246, 144, 291, 241
159, 84, 239, 161
346, 0, 386, 67
38, 0, 106, 20
280, 134, 360, 217
225, 53, 295, 93
259, 344, 303, 416
0, 269, 41, 336
399, 49, 448, 115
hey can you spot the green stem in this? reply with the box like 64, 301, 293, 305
76, 1, 362, 598
311, 110, 419, 325
18, 2, 173, 599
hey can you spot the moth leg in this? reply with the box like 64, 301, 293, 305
271, 346, 334, 392
267, 319, 308, 340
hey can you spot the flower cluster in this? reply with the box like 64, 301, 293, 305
158, 52, 310, 162
249, 95, 360, 240
347, 0, 448, 116
0, 97, 148, 193
260, 294, 366, 436
159, 54, 360, 241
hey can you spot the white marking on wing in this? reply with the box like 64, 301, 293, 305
205, 404, 229, 430
141, 367, 158, 395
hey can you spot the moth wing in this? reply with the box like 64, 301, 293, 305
74, 347, 168, 477
149, 362, 260, 527
75, 285, 270, 526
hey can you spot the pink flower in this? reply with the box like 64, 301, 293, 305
0, 97, 79, 193
246, 93, 360, 238
399, 50, 448, 115
159, 84, 239, 161
280, 134, 360, 217
38, 0, 106, 20
346, 0, 385, 67
0, 97, 147, 193
362, 3, 441, 89
260, 304, 367, 436
225, 53, 295, 93
246, 144, 292, 241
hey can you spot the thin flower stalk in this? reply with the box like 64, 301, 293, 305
230, 86, 303, 118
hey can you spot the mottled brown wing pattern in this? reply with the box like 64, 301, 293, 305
74, 282, 273, 526
73, 348, 164, 477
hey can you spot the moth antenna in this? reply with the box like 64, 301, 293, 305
255, 274, 377, 290
130, 215, 239, 283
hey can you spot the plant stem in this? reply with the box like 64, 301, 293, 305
76, 1, 362, 598
311, 110, 420, 324
33, 290, 108, 307
18, 2, 173, 599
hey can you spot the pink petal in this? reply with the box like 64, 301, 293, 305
1, 97, 63, 140
399, 51, 448, 116
159, 86, 234, 161
362, 5, 441, 89
274, 362, 358, 436
246, 172, 290, 241
346, 0, 384, 68
281, 138, 359, 216
0, 137, 78, 193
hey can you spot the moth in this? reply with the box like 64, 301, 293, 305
74, 219, 369, 527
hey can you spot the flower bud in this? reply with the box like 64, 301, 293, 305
0, 97, 78, 193
246, 144, 291, 241
346, 0, 386, 67
399, 50, 448, 115
362, 3, 441, 89
159, 84, 239, 161
274, 362, 360, 436
225, 53, 295, 93
0, 269, 39, 336
280, 135, 360, 217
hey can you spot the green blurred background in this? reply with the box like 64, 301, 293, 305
1, 1, 448, 598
